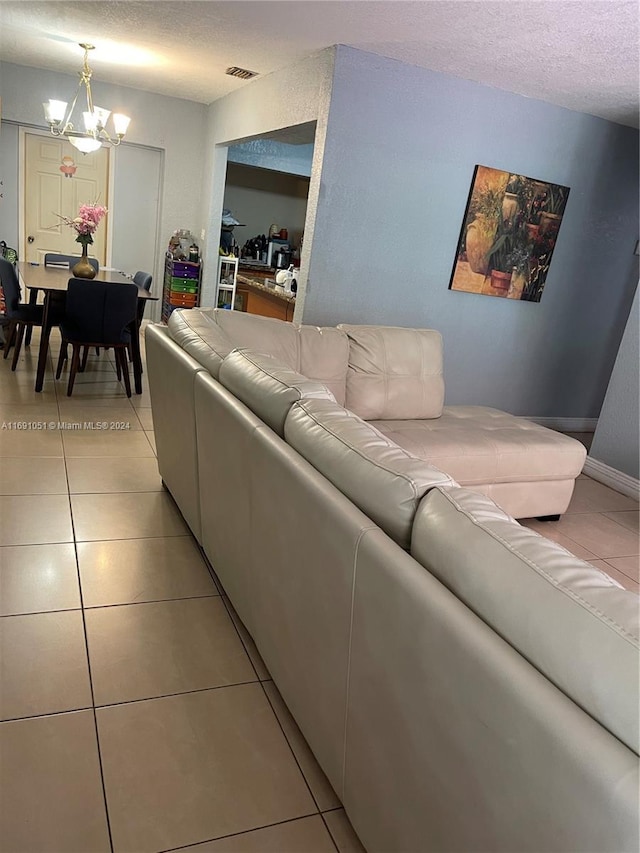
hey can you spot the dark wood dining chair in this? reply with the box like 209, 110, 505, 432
90, 270, 152, 367
44, 253, 99, 273
55, 278, 138, 397
133, 270, 153, 322
23, 254, 99, 347
0, 256, 45, 370
127, 271, 153, 366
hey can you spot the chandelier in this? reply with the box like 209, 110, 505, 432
43, 43, 131, 153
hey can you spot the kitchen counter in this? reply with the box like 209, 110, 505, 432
236, 270, 295, 322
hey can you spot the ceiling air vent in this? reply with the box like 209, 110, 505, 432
225, 66, 258, 80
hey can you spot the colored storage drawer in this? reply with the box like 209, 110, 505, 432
171, 273, 199, 283
169, 294, 198, 307
168, 290, 198, 301
170, 281, 199, 293
171, 262, 200, 277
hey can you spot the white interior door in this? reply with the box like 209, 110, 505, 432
24, 133, 109, 264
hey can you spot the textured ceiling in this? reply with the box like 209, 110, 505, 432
1, 1, 638, 128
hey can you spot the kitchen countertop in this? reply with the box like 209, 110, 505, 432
237, 270, 296, 303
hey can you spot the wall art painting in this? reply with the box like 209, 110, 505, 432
449, 165, 569, 302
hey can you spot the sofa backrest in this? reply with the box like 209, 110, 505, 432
338, 324, 445, 420
214, 309, 300, 367
213, 309, 349, 405
218, 348, 336, 436
297, 325, 349, 406
167, 308, 232, 379
285, 397, 455, 549
168, 309, 349, 404
411, 486, 640, 755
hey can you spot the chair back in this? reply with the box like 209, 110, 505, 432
45, 253, 99, 273
133, 271, 153, 292
65, 279, 138, 345
133, 271, 152, 322
0, 256, 22, 315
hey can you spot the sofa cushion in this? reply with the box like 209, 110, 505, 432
298, 325, 349, 406
218, 349, 336, 437
338, 324, 444, 420
372, 406, 587, 485
167, 309, 232, 378
213, 309, 300, 369
285, 398, 455, 549
213, 310, 349, 405
411, 486, 640, 755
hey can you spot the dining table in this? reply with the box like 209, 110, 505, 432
16, 262, 157, 394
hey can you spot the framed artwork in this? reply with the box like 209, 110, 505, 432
449, 165, 569, 302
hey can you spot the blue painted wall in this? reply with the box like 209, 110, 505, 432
590, 285, 639, 478
304, 47, 639, 418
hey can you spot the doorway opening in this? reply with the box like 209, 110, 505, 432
217, 122, 315, 318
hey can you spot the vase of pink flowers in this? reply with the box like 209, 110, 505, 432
58, 203, 107, 279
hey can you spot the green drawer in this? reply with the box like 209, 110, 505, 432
170, 283, 199, 294
171, 276, 199, 288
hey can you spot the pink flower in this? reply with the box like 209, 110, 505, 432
56, 202, 107, 240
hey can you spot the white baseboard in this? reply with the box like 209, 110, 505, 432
523, 417, 599, 432
583, 456, 640, 499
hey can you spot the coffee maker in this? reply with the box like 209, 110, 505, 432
266, 238, 291, 269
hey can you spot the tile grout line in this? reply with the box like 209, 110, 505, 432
82, 593, 221, 610
598, 513, 640, 538
524, 525, 640, 568
0, 530, 192, 549
203, 550, 338, 821
258, 679, 329, 817
0, 592, 222, 619
598, 549, 640, 575
157, 812, 334, 853
591, 561, 640, 588
1, 706, 94, 725
61, 428, 116, 853
1, 680, 265, 723
320, 810, 343, 853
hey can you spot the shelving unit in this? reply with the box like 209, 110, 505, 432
161, 254, 202, 323
216, 255, 239, 310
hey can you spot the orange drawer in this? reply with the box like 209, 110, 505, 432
169, 294, 198, 307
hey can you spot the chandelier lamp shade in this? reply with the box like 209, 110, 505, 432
43, 43, 131, 153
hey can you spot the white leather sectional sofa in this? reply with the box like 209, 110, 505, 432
146, 309, 639, 853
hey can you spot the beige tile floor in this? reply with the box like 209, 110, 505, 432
1, 330, 638, 852
0, 329, 364, 853
521, 434, 639, 593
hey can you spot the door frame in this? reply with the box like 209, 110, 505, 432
18, 125, 115, 266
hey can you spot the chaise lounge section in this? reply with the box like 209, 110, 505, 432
158, 308, 585, 531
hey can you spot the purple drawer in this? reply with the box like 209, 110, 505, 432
171, 261, 200, 278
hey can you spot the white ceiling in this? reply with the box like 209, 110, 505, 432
1, 1, 638, 128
